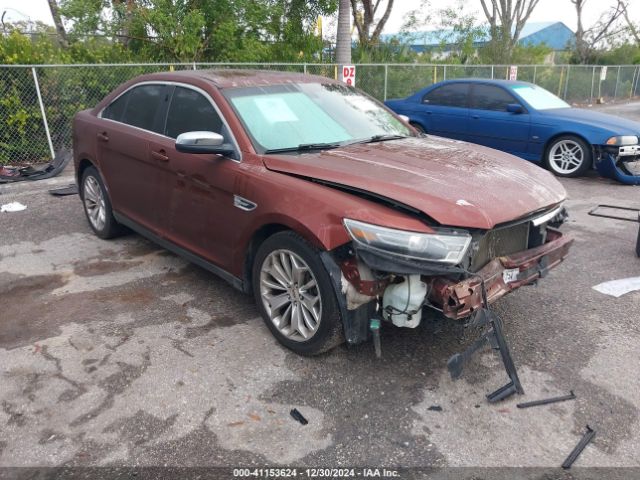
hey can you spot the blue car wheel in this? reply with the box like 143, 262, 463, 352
545, 135, 592, 178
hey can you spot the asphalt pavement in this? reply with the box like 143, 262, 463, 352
1, 103, 639, 474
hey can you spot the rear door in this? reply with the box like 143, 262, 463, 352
149, 85, 246, 270
97, 83, 170, 232
468, 83, 531, 156
417, 83, 470, 140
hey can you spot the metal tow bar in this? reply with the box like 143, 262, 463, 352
588, 204, 640, 257
447, 281, 524, 403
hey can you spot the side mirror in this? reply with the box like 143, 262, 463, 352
175, 131, 235, 155
398, 114, 410, 123
506, 103, 524, 114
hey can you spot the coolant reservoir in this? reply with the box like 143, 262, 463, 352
382, 275, 428, 328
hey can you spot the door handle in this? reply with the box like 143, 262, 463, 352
97, 132, 109, 142
472, 115, 480, 119
151, 150, 169, 162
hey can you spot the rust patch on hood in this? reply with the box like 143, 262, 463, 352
263, 136, 566, 229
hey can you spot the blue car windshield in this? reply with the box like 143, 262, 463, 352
224, 83, 411, 153
510, 85, 570, 110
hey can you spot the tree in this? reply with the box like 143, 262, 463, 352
336, 0, 351, 78
350, 0, 394, 49
479, 0, 540, 62
570, 0, 629, 63
435, 0, 485, 63
46, 0, 69, 47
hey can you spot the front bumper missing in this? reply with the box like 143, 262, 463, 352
427, 229, 573, 319
596, 151, 640, 185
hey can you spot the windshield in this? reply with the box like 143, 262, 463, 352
510, 84, 570, 110
224, 83, 412, 153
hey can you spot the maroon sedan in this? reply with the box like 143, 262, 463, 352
73, 70, 572, 355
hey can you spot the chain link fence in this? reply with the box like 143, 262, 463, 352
2, 62, 640, 165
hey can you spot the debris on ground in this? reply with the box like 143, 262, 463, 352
49, 184, 79, 196
516, 390, 576, 409
290, 408, 308, 425
592, 277, 640, 297
427, 405, 443, 412
0, 149, 71, 184
562, 425, 596, 469
447, 281, 524, 403
1, 202, 27, 213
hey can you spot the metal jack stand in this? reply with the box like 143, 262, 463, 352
447, 281, 524, 403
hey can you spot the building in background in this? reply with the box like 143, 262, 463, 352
383, 22, 575, 63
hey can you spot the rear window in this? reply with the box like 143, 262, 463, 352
423, 83, 469, 108
119, 84, 164, 132
102, 91, 129, 122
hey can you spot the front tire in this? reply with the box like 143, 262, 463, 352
410, 122, 425, 134
80, 166, 123, 239
252, 231, 344, 356
544, 135, 591, 177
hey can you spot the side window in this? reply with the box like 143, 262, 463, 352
165, 87, 223, 139
422, 84, 469, 108
470, 85, 520, 111
102, 91, 129, 121
120, 84, 165, 131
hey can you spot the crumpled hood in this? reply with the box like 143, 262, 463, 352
262, 136, 566, 230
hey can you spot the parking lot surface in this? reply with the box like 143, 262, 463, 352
1, 104, 639, 471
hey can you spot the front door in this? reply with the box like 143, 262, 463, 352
150, 85, 248, 271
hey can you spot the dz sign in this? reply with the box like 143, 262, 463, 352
342, 65, 356, 87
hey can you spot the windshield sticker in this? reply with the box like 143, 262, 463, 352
253, 97, 299, 123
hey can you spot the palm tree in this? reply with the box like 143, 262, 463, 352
336, 0, 351, 80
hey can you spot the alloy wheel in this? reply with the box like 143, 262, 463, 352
83, 175, 106, 231
259, 249, 322, 342
548, 139, 585, 175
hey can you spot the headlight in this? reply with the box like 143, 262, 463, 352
343, 218, 472, 264
606, 135, 638, 146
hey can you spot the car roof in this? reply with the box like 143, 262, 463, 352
137, 69, 339, 89
433, 78, 533, 87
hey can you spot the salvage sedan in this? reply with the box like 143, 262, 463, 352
385, 79, 640, 185
73, 70, 573, 355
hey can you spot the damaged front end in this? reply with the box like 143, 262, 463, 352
321, 204, 573, 345
595, 143, 640, 185
321, 204, 572, 401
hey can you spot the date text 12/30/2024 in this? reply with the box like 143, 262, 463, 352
233, 468, 400, 478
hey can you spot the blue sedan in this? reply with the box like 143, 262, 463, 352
385, 79, 640, 185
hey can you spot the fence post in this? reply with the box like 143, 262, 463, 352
533, 65, 537, 83
630, 67, 637, 99
383, 64, 388, 101
563, 65, 570, 100
491, 65, 494, 79
31, 67, 55, 160
443, 65, 447, 80
614, 65, 621, 99
303, 63, 307, 74
589, 66, 596, 104
192, 62, 196, 70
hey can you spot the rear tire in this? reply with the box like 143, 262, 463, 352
252, 231, 344, 356
80, 166, 124, 239
544, 135, 591, 177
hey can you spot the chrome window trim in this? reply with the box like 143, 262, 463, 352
98, 80, 242, 162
